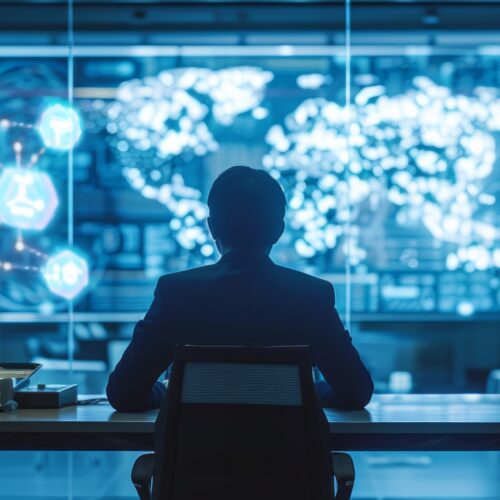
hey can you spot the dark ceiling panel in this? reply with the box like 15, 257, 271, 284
0, 2, 497, 33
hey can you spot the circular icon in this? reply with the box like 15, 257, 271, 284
43, 249, 89, 300
39, 103, 82, 150
0, 167, 59, 230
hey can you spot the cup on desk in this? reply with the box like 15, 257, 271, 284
388, 371, 413, 394
0, 378, 15, 409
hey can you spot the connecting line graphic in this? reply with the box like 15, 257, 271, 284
0, 236, 48, 275
15, 235, 49, 259
0, 260, 40, 273
14, 141, 22, 167
29, 148, 46, 167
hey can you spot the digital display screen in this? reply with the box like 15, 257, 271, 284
0, 52, 498, 319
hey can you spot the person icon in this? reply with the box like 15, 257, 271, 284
0, 167, 58, 230
39, 104, 82, 150
6, 172, 45, 218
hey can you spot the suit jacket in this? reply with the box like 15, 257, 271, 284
106, 250, 374, 412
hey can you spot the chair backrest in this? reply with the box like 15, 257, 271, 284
152, 345, 332, 500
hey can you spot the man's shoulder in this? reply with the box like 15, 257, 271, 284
157, 263, 219, 288
155, 260, 334, 301
271, 263, 334, 295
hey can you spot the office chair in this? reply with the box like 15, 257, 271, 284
132, 345, 354, 500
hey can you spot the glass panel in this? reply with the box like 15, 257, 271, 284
2, 2, 497, 397
0, 2, 80, 390
1, 2, 499, 499
0, 1, 77, 496
68, 1, 350, 395
348, 2, 500, 394
2, 0, 353, 396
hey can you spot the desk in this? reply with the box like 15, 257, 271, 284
0, 394, 498, 452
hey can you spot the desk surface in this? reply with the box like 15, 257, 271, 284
0, 394, 499, 452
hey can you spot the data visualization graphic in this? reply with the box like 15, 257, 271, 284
264, 98, 370, 264
355, 78, 500, 272
2, 58, 499, 316
101, 69, 500, 276
0, 108, 89, 306
264, 77, 500, 271
106, 66, 273, 257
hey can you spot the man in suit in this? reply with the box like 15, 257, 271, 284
107, 166, 373, 412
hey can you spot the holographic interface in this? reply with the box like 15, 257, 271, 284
264, 78, 500, 271
38, 103, 83, 151
0, 109, 89, 306
106, 66, 273, 258
1, 57, 499, 317
43, 249, 89, 300
0, 167, 58, 230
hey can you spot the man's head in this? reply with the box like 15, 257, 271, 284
207, 166, 286, 253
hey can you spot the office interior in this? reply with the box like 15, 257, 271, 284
0, 0, 498, 498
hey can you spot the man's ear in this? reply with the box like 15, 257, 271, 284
271, 219, 285, 244
207, 217, 216, 239
207, 217, 224, 254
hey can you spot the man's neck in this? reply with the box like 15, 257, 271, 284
220, 246, 270, 256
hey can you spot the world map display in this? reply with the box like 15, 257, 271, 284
1, 59, 499, 316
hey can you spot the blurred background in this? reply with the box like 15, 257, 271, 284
0, 0, 498, 498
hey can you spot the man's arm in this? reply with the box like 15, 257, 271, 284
106, 279, 174, 412
311, 281, 374, 410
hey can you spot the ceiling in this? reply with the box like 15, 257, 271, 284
0, 2, 498, 40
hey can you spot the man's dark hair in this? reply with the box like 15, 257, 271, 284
208, 166, 286, 249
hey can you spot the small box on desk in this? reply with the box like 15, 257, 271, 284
15, 384, 78, 409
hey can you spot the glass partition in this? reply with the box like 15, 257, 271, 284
349, 1, 500, 395
0, 1, 499, 497
2, 2, 355, 395
0, 10, 78, 389
0, 1, 498, 393
345, 9, 500, 492
0, 0, 499, 398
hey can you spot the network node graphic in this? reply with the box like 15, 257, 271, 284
38, 103, 82, 150
0, 106, 90, 310
43, 249, 89, 300
0, 167, 59, 230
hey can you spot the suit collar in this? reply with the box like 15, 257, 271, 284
218, 250, 273, 266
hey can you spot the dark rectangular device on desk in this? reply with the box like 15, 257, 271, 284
15, 384, 78, 409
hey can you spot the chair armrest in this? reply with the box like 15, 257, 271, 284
331, 452, 355, 500
131, 453, 155, 500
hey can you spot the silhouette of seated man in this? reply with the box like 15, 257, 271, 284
107, 166, 373, 411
